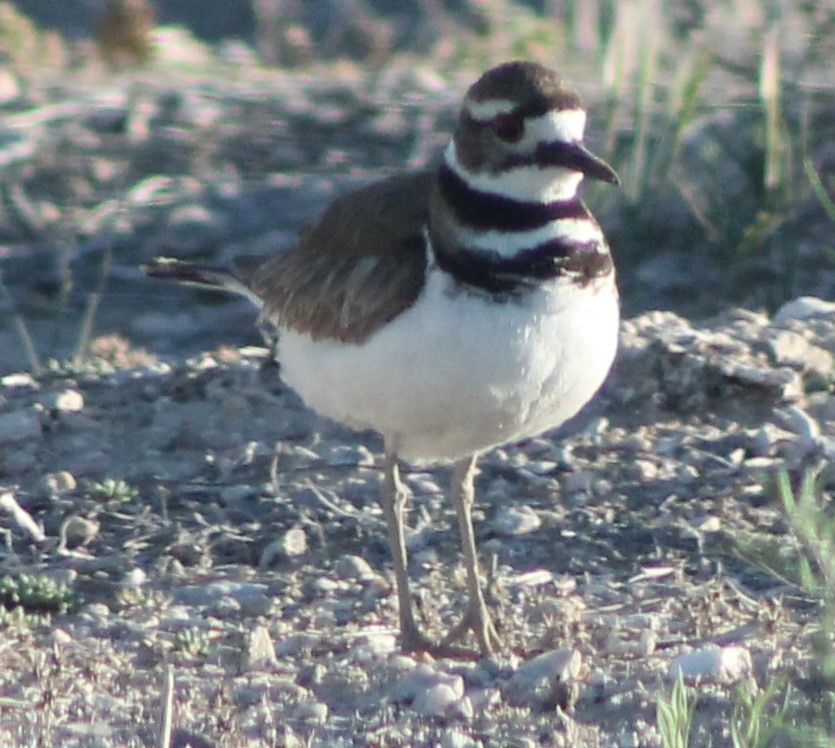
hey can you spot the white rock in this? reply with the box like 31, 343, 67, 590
244, 625, 278, 671
693, 515, 721, 533
351, 631, 398, 662
773, 296, 835, 323
335, 554, 377, 582
668, 645, 752, 684
41, 389, 84, 412
259, 527, 307, 568
123, 568, 147, 588
295, 700, 328, 724
773, 405, 821, 442
391, 664, 464, 707
412, 681, 465, 718
41, 471, 77, 495
491, 504, 541, 536
504, 648, 581, 707
1, 373, 37, 388
0, 490, 46, 543
59, 515, 100, 548
766, 329, 833, 377
51, 628, 73, 646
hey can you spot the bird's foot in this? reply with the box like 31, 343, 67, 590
398, 613, 500, 660
399, 621, 438, 655
439, 599, 503, 657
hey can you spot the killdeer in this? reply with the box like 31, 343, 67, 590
144, 61, 619, 656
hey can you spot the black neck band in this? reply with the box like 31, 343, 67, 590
438, 162, 587, 232
432, 237, 611, 296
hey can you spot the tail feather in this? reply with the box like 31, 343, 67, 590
142, 257, 264, 308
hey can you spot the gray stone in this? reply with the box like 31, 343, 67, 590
412, 679, 466, 718
41, 471, 77, 495
259, 527, 308, 568
490, 504, 541, 536
668, 645, 752, 684
243, 624, 278, 671
504, 648, 581, 708
334, 554, 378, 582
0, 408, 42, 444
773, 296, 835, 323
59, 515, 100, 549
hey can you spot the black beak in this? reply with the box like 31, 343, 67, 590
536, 141, 620, 185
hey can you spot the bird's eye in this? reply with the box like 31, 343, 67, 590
492, 113, 524, 143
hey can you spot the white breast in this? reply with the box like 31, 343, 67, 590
276, 268, 619, 463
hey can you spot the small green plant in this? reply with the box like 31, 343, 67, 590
0, 573, 79, 615
173, 626, 211, 658
730, 676, 788, 748
776, 470, 835, 594
804, 158, 835, 227
85, 478, 138, 503
771, 468, 835, 743
657, 670, 696, 748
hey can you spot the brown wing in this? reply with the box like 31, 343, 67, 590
248, 171, 433, 344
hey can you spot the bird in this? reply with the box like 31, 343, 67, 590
143, 60, 620, 657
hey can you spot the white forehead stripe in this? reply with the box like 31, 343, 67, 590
464, 98, 517, 121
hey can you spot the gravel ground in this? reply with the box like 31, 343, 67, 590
2, 295, 835, 746
2, 12, 835, 747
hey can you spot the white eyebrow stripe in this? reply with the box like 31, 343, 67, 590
526, 109, 587, 143
464, 98, 517, 121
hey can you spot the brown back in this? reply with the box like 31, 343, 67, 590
250, 171, 433, 344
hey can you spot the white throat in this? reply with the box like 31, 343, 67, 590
444, 142, 584, 203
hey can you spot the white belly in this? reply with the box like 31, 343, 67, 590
276, 269, 619, 463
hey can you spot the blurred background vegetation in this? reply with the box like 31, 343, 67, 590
1, 0, 834, 369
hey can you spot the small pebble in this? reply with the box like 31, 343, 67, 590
295, 700, 328, 724
243, 625, 278, 671
41, 389, 84, 412
59, 515, 100, 549
413, 681, 465, 718
504, 648, 581, 708
259, 527, 308, 568
351, 631, 398, 661
491, 504, 541, 536
335, 554, 377, 582
41, 471, 77, 495
668, 645, 752, 684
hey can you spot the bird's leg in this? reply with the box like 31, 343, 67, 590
441, 456, 503, 656
381, 448, 434, 653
